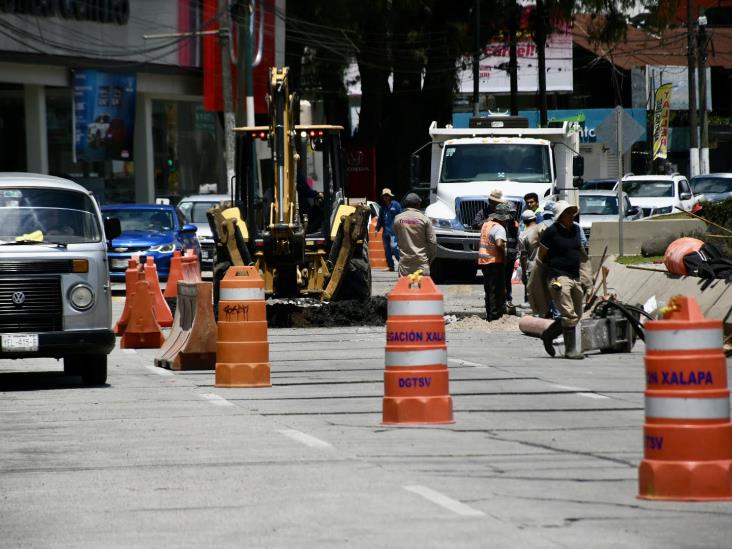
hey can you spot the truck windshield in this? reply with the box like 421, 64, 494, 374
440, 143, 552, 183
0, 188, 101, 244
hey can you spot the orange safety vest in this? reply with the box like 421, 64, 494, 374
478, 221, 505, 265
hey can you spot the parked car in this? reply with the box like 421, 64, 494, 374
690, 173, 732, 204
581, 178, 617, 191
0, 173, 121, 385
177, 194, 231, 269
578, 190, 641, 241
620, 174, 696, 217
101, 204, 201, 281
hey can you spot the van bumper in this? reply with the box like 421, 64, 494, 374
0, 329, 115, 359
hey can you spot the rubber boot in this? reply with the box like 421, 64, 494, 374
541, 319, 562, 357
563, 325, 585, 360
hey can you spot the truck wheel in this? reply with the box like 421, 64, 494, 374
64, 355, 108, 386
458, 262, 478, 283
430, 259, 445, 283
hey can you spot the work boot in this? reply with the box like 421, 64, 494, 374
541, 319, 562, 357
562, 326, 585, 360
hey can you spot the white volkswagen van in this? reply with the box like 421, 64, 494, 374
0, 173, 121, 385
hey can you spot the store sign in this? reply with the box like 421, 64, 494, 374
74, 69, 136, 162
456, 0, 573, 93
0, 0, 130, 25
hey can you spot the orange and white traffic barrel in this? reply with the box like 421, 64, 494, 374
368, 217, 388, 269
215, 266, 271, 388
382, 272, 453, 424
638, 295, 732, 501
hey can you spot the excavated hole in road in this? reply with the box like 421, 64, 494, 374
266, 296, 388, 328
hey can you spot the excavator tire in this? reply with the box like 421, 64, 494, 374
335, 242, 371, 302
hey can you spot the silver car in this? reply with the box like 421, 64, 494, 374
177, 194, 232, 269
0, 173, 121, 385
690, 173, 732, 204
578, 190, 641, 241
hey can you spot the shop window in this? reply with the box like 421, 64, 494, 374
0, 84, 26, 171
152, 100, 224, 203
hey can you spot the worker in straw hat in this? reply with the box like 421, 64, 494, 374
375, 187, 402, 271
537, 200, 585, 359
472, 188, 506, 229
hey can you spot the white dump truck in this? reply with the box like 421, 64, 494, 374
416, 116, 583, 281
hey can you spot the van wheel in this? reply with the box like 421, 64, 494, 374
64, 355, 108, 386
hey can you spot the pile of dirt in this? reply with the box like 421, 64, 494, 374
266, 296, 387, 328
446, 314, 521, 332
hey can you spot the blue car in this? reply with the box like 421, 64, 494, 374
101, 204, 201, 281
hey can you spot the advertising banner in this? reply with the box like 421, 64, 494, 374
345, 145, 377, 201
74, 70, 136, 162
652, 83, 673, 160
456, 0, 573, 93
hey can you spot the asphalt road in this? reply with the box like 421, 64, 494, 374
2, 270, 732, 548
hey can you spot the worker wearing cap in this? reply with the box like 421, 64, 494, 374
478, 202, 512, 321
538, 200, 585, 359
375, 188, 402, 271
393, 193, 436, 276
472, 189, 505, 229
518, 209, 539, 303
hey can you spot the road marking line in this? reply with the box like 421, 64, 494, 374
404, 485, 485, 517
577, 392, 610, 400
199, 393, 235, 407
144, 365, 174, 376
448, 358, 486, 368
277, 428, 333, 449
122, 349, 136, 354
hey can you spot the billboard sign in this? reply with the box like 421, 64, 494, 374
456, 0, 573, 93
74, 70, 136, 162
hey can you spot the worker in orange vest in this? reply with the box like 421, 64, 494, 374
478, 202, 512, 321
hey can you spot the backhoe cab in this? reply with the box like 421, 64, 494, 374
209, 67, 371, 301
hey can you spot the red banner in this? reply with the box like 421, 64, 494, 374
345, 145, 377, 201
203, 0, 276, 115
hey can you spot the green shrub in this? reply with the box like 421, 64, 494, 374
701, 197, 732, 231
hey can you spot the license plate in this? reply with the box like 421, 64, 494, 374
111, 258, 129, 269
2, 333, 39, 352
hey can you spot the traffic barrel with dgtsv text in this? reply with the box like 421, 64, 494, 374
383, 273, 453, 424
215, 266, 271, 388
638, 295, 732, 501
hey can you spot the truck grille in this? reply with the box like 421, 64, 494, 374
0, 276, 63, 332
0, 259, 74, 274
455, 198, 523, 229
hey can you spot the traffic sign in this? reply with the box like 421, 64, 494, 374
595, 107, 646, 155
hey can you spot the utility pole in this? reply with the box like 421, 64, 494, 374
687, 0, 699, 177
219, 0, 236, 194
508, 0, 519, 116
697, 13, 710, 174
473, 0, 481, 117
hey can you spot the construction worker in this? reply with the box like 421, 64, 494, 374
374, 188, 402, 271
538, 200, 585, 360
503, 202, 520, 312
472, 189, 506, 229
518, 209, 539, 303
393, 193, 436, 276
478, 202, 512, 321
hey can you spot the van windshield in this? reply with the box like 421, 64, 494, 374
440, 143, 552, 183
0, 188, 102, 244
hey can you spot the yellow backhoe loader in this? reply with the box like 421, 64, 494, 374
208, 67, 372, 302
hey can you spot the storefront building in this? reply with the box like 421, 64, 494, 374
0, 0, 284, 204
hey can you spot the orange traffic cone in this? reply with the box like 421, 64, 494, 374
215, 266, 271, 388
382, 273, 453, 424
163, 250, 183, 299
143, 256, 173, 328
369, 217, 388, 269
120, 272, 166, 349
638, 295, 732, 501
114, 256, 139, 335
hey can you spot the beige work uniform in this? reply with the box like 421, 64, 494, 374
393, 208, 437, 276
